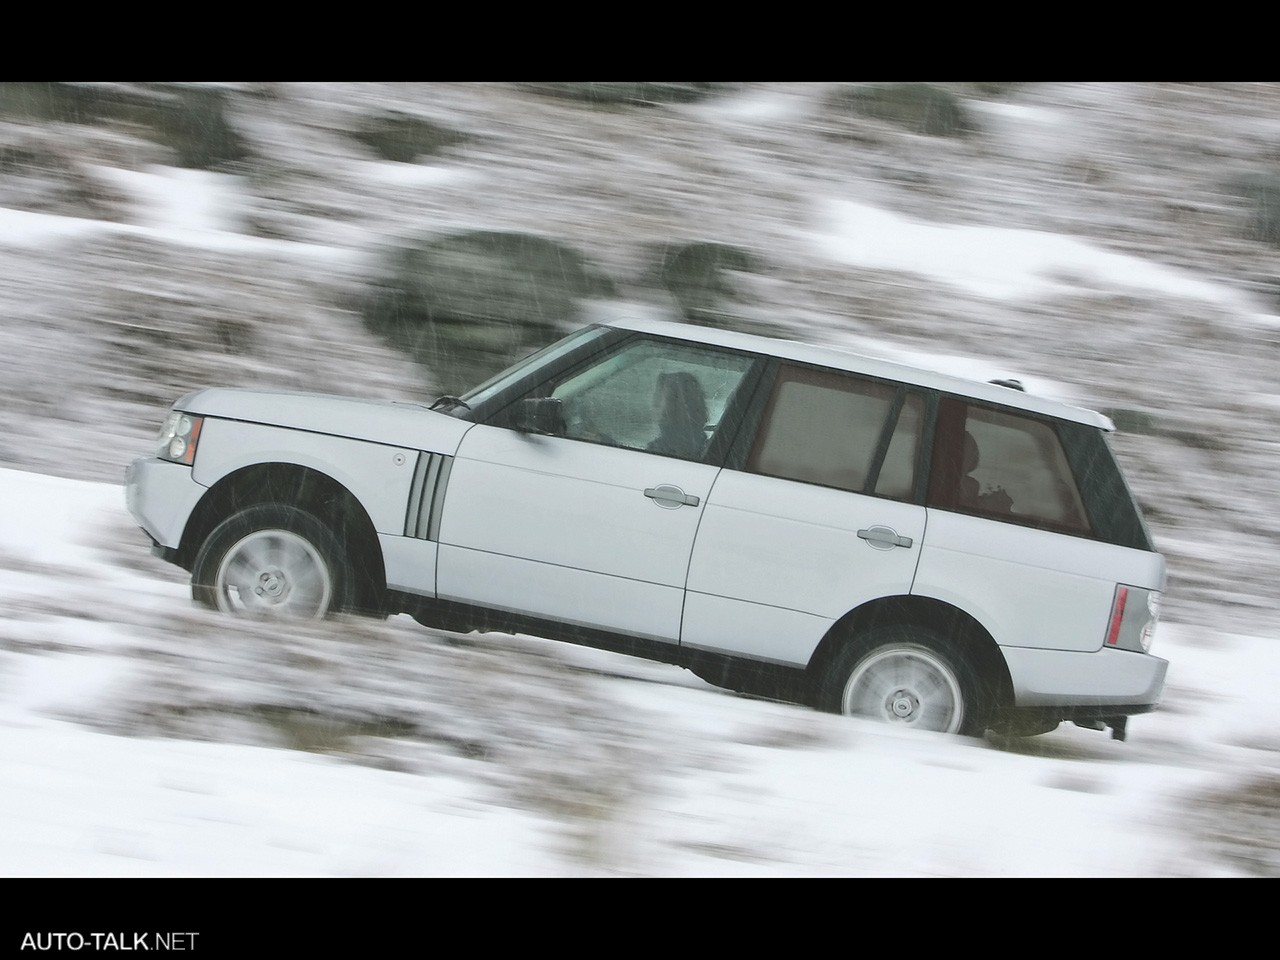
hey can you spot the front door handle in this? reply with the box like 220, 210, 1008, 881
644, 484, 700, 509
857, 526, 913, 549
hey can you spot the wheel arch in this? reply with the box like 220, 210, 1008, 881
806, 595, 1014, 712
177, 462, 387, 613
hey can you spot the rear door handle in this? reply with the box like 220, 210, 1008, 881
857, 526, 913, 549
645, 484, 700, 509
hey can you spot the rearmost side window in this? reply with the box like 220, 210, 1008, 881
928, 397, 1090, 534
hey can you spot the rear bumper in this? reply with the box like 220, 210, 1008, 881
1002, 644, 1168, 713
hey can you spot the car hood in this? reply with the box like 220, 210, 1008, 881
176, 387, 474, 455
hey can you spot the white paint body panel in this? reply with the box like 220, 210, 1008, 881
192, 420, 418, 535
1002, 645, 1168, 706
124, 457, 209, 548
378, 533, 438, 596
683, 470, 925, 665
437, 544, 686, 641
680, 593, 836, 667
436, 425, 719, 641
181, 388, 473, 454
914, 511, 1166, 653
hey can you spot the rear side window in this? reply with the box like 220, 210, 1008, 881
746, 364, 923, 499
928, 398, 1090, 534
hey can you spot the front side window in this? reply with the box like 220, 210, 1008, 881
461, 325, 611, 412
745, 364, 922, 498
929, 397, 1090, 534
509, 337, 756, 462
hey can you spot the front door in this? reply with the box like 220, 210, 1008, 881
435, 335, 757, 643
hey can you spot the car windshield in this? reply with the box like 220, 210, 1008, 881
458, 325, 611, 412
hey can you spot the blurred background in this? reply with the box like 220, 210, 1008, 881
1, 81, 1277, 635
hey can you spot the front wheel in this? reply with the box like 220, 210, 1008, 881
191, 505, 350, 619
818, 628, 983, 736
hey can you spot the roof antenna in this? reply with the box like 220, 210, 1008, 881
989, 378, 1025, 391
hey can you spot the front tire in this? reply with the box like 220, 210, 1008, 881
192, 505, 350, 619
818, 627, 983, 736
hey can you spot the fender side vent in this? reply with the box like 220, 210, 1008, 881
404, 452, 453, 540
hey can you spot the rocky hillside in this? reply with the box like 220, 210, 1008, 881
2, 82, 1277, 631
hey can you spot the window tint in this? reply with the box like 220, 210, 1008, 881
541, 338, 755, 461
874, 392, 924, 499
746, 365, 912, 495
462, 325, 610, 410
1058, 420, 1154, 551
930, 398, 1090, 534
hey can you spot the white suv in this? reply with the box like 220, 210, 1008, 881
126, 316, 1167, 740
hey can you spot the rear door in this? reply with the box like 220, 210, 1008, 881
682, 363, 929, 666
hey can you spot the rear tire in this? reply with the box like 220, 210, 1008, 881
818, 627, 985, 736
192, 505, 351, 619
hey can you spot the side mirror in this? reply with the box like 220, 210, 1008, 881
514, 397, 565, 436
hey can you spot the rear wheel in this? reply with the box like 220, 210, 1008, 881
818, 627, 983, 736
192, 505, 350, 619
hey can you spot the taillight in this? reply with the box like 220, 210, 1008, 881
1105, 584, 1160, 653
1105, 586, 1128, 646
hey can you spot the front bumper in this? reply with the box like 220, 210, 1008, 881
124, 456, 208, 551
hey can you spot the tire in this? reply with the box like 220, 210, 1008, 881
191, 505, 351, 619
818, 627, 984, 736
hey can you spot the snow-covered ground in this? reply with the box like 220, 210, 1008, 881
1, 83, 1277, 877
0, 465, 1275, 878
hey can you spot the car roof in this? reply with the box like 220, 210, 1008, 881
604, 315, 1113, 430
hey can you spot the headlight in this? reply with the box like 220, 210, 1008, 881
157, 411, 204, 465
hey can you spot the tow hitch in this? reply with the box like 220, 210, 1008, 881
1072, 716, 1128, 741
